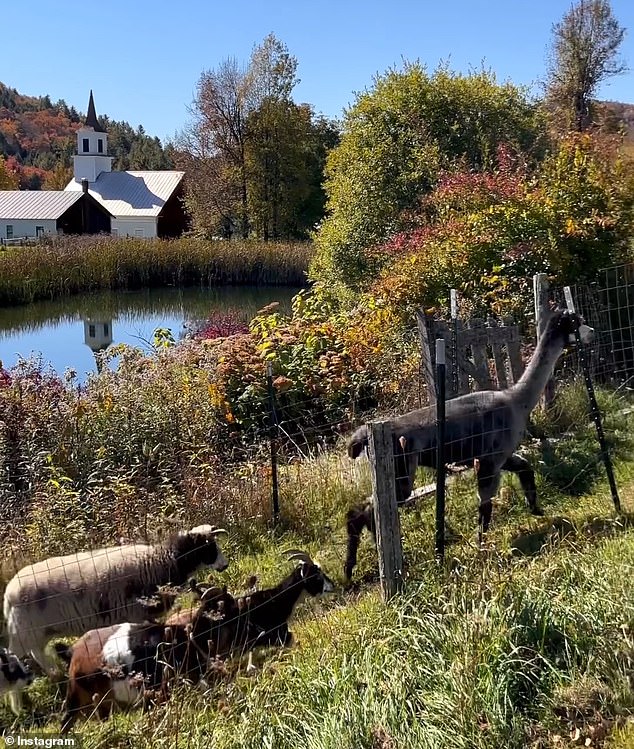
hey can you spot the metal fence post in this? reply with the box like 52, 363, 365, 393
435, 338, 446, 562
563, 287, 621, 512
368, 420, 404, 600
266, 361, 280, 523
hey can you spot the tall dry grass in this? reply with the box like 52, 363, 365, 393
0, 235, 313, 306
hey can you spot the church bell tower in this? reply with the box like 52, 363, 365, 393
72, 91, 113, 183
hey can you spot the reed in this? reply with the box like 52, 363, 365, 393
0, 235, 313, 306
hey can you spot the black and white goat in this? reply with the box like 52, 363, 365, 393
0, 647, 34, 707
178, 550, 335, 672
3, 524, 228, 713
345, 309, 594, 578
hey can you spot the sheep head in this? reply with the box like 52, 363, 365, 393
176, 526, 229, 572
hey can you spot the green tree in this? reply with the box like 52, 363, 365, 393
545, 0, 627, 131
180, 34, 338, 240
311, 63, 547, 290
246, 102, 338, 239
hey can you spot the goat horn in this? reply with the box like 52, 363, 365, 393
284, 549, 312, 564
209, 527, 228, 536
200, 586, 225, 602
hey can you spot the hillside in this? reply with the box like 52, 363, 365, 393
0, 82, 174, 189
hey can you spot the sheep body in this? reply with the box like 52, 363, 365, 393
57, 621, 176, 732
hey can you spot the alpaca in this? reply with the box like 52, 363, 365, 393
345, 309, 593, 577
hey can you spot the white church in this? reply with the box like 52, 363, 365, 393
0, 92, 187, 241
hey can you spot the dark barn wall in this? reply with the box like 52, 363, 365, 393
157, 183, 189, 238
57, 196, 111, 235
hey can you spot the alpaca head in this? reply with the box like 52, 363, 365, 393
547, 309, 594, 347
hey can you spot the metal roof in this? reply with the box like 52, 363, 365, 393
65, 171, 184, 218
0, 190, 87, 220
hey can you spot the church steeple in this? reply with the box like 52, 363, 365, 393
72, 91, 112, 183
85, 90, 106, 133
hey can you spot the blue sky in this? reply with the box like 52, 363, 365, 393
3, 0, 634, 144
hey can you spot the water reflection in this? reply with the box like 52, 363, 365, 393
0, 286, 300, 380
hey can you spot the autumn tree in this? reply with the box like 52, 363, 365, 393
177, 57, 251, 238
312, 63, 547, 290
43, 162, 73, 190
179, 34, 339, 239
545, 0, 627, 131
0, 155, 19, 189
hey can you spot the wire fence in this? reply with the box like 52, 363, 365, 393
0, 263, 633, 738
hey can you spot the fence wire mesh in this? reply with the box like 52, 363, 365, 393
0, 264, 632, 740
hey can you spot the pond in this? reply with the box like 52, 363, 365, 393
0, 286, 301, 382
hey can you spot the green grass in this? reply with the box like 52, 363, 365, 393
3, 441, 634, 748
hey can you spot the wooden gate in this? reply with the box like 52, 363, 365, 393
418, 312, 525, 404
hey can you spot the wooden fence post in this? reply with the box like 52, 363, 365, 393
416, 311, 437, 407
533, 273, 555, 407
368, 421, 404, 600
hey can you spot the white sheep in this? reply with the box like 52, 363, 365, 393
3, 524, 228, 713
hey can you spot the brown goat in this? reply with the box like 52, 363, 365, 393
57, 586, 233, 733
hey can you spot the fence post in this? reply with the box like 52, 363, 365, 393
450, 289, 459, 398
266, 361, 280, 523
416, 310, 437, 407
435, 338, 447, 563
534, 273, 555, 407
368, 420, 404, 600
563, 287, 621, 512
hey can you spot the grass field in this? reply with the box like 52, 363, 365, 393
2, 428, 634, 749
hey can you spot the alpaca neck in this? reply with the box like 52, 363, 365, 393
509, 329, 564, 412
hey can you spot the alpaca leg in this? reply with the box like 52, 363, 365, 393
501, 454, 543, 516
475, 459, 501, 543
8, 690, 23, 715
28, 646, 59, 676
344, 503, 374, 580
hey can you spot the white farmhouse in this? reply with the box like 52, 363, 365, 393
64, 92, 187, 238
0, 187, 111, 242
